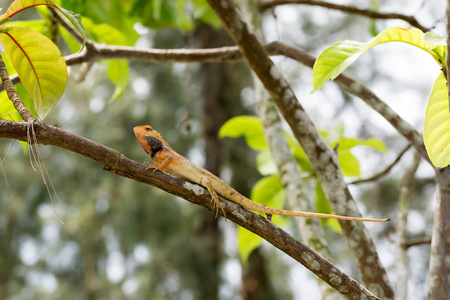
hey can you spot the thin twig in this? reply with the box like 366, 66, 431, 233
406, 237, 431, 248
349, 144, 412, 185
259, 0, 430, 32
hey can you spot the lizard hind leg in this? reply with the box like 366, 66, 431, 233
200, 177, 226, 219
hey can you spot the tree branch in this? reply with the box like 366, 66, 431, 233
0, 56, 34, 122
427, 2, 450, 298
0, 119, 380, 300
205, 0, 393, 298
259, 0, 430, 32
349, 144, 411, 185
266, 41, 430, 164
0, 40, 429, 167
239, 1, 341, 298
406, 237, 431, 248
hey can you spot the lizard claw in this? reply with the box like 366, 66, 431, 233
210, 195, 227, 220
201, 177, 227, 220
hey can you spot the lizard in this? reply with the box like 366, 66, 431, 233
134, 125, 389, 222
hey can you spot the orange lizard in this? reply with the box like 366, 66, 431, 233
134, 125, 389, 222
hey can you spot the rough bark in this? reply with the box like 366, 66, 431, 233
239, 1, 341, 298
428, 168, 450, 299
427, 2, 450, 298
205, 0, 393, 298
0, 57, 34, 122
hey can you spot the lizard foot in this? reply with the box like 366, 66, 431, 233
211, 195, 227, 220
201, 177, 227, 220
144, 161, 160, 173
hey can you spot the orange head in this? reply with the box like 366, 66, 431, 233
133, 125, 165, 157
134, 125, 166, 157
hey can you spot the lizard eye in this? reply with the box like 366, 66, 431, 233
145, 126, 152, 132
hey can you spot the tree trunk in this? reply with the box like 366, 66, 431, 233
427, 167, 450, 299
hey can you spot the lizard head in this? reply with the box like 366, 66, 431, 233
134, 125, 166, 157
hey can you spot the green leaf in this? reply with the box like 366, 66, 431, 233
60, 0, 138, 46
332, 137, 387, 152
368, 0, 380, 36
219, 116, 268, 150
251, 175, 288, 226
329, 137, 386, 177
105, 59, 129, 102
291, 143, 313, 174
315, 182, 341, 233
81, 17, 128, 46
337, 150, 360, 177
0, 27, 67, 118
424, 72, 450, 167
251, 175, 284, 207
424, 32, 446, 46
4, 20, 47, 33
1, 0, 86, 50
256, 150, 277, 176
313, 26, 446, 92
193, 0, 221, 29
237, 226, 263, 262
238, 175, 288, 261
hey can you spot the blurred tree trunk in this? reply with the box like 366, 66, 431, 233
241, 248, 283, 300
195, 23, 279, 299
0, 212, 15, 300
195, 24, 226, 300
428, 168, 450, 299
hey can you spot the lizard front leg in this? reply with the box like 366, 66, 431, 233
144, 155, 173, 173
200, 176, 226, 219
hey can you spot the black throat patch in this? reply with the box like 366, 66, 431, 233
144, 136, 164, 158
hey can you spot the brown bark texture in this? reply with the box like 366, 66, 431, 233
205, 0, 393, 298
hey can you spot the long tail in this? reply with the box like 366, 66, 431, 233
238, 195, 389, 222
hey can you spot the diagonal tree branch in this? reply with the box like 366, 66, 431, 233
266, 41, 430, 164
0, 119, 380, 300
205, 0, 393, 298
259, 0, 430, 32
239, 1, 341, 298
